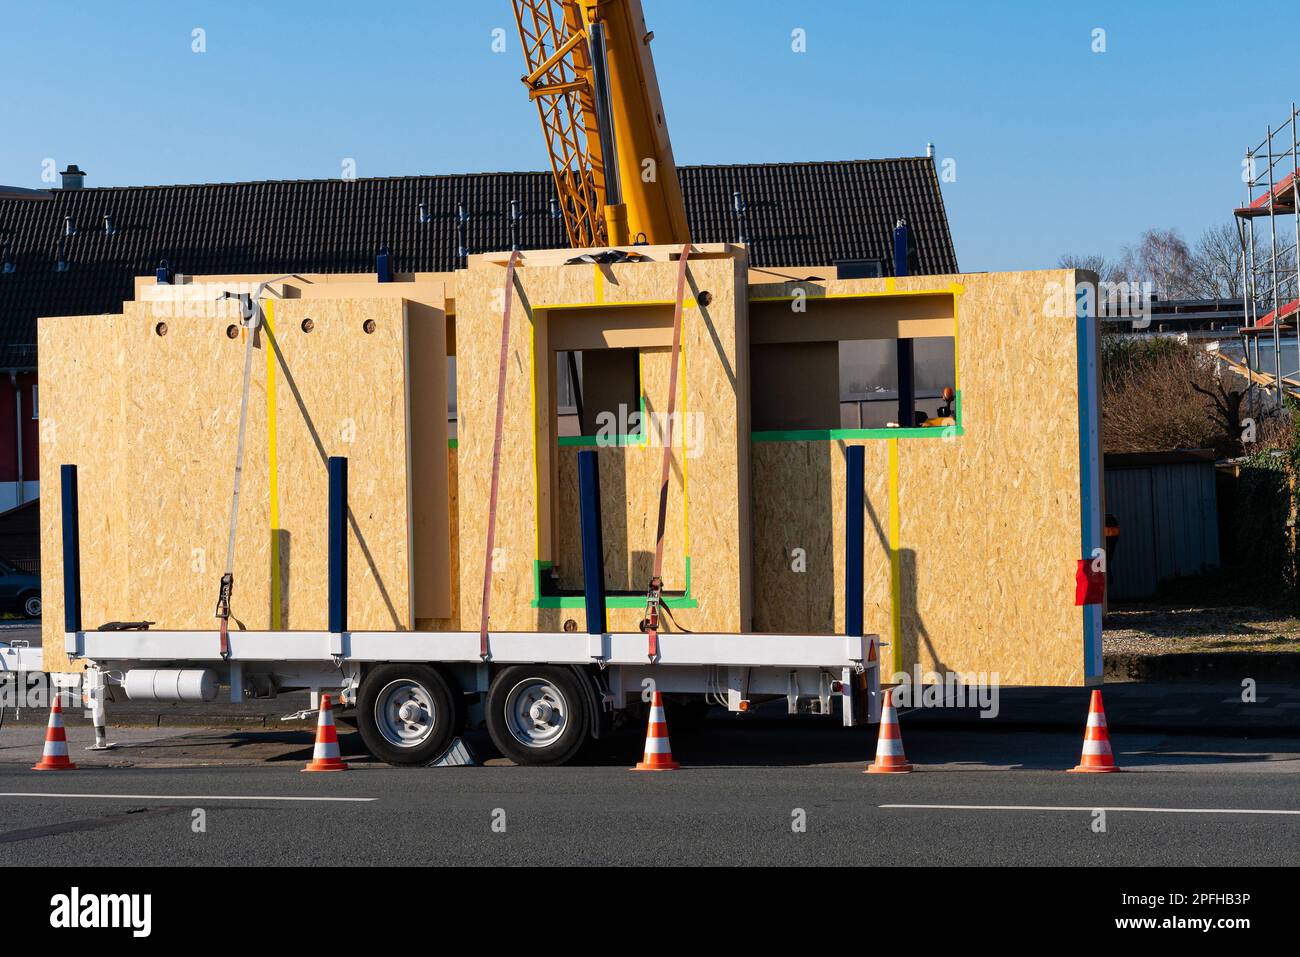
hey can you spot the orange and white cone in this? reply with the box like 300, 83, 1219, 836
303, 694, 349, 772
1070, 689, 1120, 773
633, 691, 679, 771
33, 693, 78, 771
865, 688, 912, 774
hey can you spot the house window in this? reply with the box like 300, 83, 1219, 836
835, 259, 886, 279
838, 337, 956, 428
748, 290, 959, 434
556, 348, 641, 439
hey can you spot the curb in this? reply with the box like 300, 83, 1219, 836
0, 711, 318, 730
1104, 652, 1300, 681
901, 715, 1300, 739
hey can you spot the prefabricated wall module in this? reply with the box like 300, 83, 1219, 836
38, 250, 1103, 686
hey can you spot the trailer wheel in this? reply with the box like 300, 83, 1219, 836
357, 664, 459, 767
486, 666, 590, 766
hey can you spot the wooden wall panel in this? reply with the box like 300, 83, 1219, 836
38, 314, 134, 672
750, 270, 1088, 685
119, 300, 273, 637
455, 251, 748, 635
268, 297, 413, 630
751, 440, 891, 636
403, 301, 451, 621
39, 295, 415, 671
454, 262, 541, 630
895, 270, 1083, 685
139, 274, 456, 629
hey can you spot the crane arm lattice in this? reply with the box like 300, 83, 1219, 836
512, 0, 608, 248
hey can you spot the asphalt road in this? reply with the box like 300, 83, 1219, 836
1, 720, 1297, 866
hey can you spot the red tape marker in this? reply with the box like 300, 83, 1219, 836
1075, 560, 1105, 605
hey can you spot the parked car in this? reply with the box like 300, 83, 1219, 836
0, 558, 40, 618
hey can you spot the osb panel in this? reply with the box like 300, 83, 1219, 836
455, 263, 541, 631
38, 314, 134, 672
749, 269, 1087, 685
896, 270, 1083, 685
456, 255, 747, 634
404, 301, 451, 620
119, 301, 272, 637
751, 440, 891, 636
417, 445, 460, 631
39, 296, 415, 670
287, 282, 454, 623
268, 298, 413, 630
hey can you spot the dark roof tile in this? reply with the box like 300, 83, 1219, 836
0, 158, 955, 367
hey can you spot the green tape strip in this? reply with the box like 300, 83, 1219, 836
530, 556, 697, 609
752, 390, 963, 442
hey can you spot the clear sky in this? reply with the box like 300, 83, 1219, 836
0, 0, 1281, 271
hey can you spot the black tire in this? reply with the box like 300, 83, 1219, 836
356, 664, 459, 767
21, 592, 40, 619
486, 665, 591, 766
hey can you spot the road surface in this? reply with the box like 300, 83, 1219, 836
0, 719, 1296, 866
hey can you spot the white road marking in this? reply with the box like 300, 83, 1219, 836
881, 803, 1300, 816
0, 792, 374, 803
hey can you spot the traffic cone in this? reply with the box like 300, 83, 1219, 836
1070, 689, 1120, 773
865, 688, 912, 773
632, 691, 679, 771
302, 694, 349, 772
33, 693, 78, 771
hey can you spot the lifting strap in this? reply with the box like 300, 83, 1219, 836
644, 244, 693, 661
215, 294, 260, 658
479, 249, 523, 660
213, 276, 293, 658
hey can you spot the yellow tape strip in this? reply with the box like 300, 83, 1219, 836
530, 320, 540, 556
680, 323, 690, 556
887, 437, 901, 677
265, 300, 281, 629
952, 292, 961, 392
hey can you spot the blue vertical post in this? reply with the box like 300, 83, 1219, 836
60, 464, 82, 636
328, 456, 347, 635
577, 450, 607, 634
844, 445, 864, 637
894, 219, 916, 427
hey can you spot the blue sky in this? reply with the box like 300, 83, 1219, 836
0, 0, 1280, 271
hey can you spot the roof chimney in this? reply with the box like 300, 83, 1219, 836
59, 165, 86, 190
926, 142, 934, 158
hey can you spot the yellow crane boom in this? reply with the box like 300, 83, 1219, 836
512, 0, 690, 247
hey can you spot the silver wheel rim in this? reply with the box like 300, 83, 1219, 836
503, 678, 569, 749
374, 679, 437, 748
25, 597, 39, 617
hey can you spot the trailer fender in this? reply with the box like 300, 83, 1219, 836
570, 664, 609, 740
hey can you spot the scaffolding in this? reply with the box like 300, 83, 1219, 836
1236, 103, 1300, 409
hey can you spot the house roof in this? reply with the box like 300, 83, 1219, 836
0, 157, 956, 368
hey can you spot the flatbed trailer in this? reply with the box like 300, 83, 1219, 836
56, 627, 881, 766
37, 455, 882, 767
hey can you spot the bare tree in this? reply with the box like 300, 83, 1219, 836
1064, 223, 1278, 305
1188, 223, 1244, 299
1057, 252, 1120, 283
1115, 228, 1198, 299
1102, 338, 1246, 455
